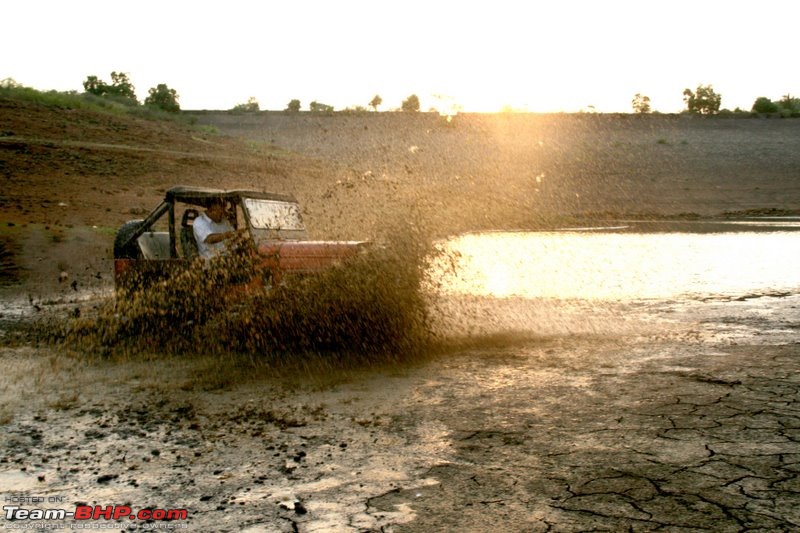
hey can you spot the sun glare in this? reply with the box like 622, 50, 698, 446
3, 1, 799, 112
433, 231, 800, 301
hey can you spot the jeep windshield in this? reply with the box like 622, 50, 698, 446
243, 198, 307, 241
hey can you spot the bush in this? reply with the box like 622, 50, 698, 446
1, 82, 127, 114
144, 84, 180, 113
309, 100, 334, 113
778, 94, 800, 117
342, 106, 369, 114
285, 99, 301, 113
83, 71, 138, 105
401, 94, 420, 112
232, 97, 259, 113
752, 96, 778, 114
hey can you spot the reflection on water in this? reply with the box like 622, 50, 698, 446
433, 231, 800, 300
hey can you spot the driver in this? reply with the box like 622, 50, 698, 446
193, 198, 238, 259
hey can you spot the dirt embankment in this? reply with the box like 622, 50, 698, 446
196, 110, 800, 225
6, 100, 800, 233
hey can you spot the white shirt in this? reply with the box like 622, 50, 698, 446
193, 212, 234, 259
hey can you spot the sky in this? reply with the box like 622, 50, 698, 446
4, 0, 799, 113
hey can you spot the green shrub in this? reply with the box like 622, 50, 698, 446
231, 97, 259, 113
778, 94, 800, 116
144, 84, 180, 113
285, 99, 301, 113
83, 71, 138, 105
1, 83, 124, 113
1, 82, 192, 126
309, 100, 334, 113
752, 96, 778, 114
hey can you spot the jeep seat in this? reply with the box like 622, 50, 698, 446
137, 232, 171, 260
180, 208, 200, 259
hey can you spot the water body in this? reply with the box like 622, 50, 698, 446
428, 220, 800, 344
437, 224, 800, 300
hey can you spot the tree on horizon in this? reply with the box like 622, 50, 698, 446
83, 71, 137, 104
144, 83, 180, 112
683, 85, 721, 115
632, 93, 651, 114
285, 99, 301, 113
401, 94, 420, 112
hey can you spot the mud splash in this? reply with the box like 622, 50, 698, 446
65, 227, 435, 365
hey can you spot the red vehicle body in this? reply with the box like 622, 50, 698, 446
112, 186, 366, 289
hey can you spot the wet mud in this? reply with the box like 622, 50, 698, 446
1, 290, 798, 531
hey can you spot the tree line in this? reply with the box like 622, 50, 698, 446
6, 72, 797, 117
233, 94, 420, 114
633, 85, 799, 117
82, 71, 180, 112
242, 87, 799, 116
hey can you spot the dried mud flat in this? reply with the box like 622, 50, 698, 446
2, 103, 800, 531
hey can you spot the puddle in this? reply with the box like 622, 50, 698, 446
432, 228, 800, 301
424, 224, 800, 346
0, 289, 111, 336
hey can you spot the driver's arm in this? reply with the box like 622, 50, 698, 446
204, 231, 236, 244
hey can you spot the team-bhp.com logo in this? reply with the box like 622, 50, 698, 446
4, 504, 188, 525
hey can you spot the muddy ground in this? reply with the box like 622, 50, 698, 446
1, 100, 800, 531
2, 295, 799, 531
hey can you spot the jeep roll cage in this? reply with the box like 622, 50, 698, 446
116, 186, 300, 260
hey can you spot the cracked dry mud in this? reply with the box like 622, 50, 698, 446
380, 341, 800, 532
1, 294, 799, 531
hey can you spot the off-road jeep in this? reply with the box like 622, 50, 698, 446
113, 186, 365, 289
